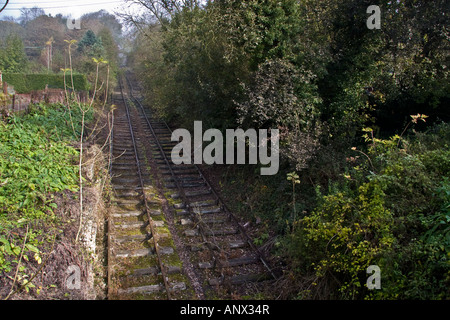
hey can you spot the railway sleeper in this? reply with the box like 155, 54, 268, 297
163, 176, 202, 182
117, 282, 187, 296
114, 198, 160, 206
189, 199, 218, 207
159, 164, 198, 172
161, 169, 198, 175
184, 227, 238, 237
112, 166, 139, 172
174, 205, 221, 215
113, 178, 154, 186
112, 230, 170, 245
111, 210, 144, 218
113, 200, 162, 211
113, 152, 135, 158
169, 190, 212, 199
198, 256, 259, 269
165, 182, 206, 189
112, 191, 140, 199
113, 147, 134, 152
180, 215, 227, 226
188, 240, 246, 252
208, 273, 273, 286
115, 246, 174, 259
192, 206, 222, 214
112, 208, 162, 217
111, 162, 138, 168
132, 265, 182, 277
113, 233, 151, 244
114, 220, 165, 229
118, 186, 153, 192
111, 177, 140, 185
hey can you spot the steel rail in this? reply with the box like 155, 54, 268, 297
118, 78, 172, 299
106, 104, 114, 299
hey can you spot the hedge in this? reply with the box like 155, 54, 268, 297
2, 73, 90, 93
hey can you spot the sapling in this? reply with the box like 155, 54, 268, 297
287, 171, 300, 231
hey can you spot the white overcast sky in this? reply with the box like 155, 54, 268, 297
0, 0, 132, 19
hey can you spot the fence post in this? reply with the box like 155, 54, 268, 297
12, 94, 15, 112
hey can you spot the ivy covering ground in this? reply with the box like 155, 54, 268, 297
0, 103, 93, 290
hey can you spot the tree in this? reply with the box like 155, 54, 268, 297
23, 15, 66, 72
19, 7, 46, 25
97, 27, 119, 75
0, 21, 25, 43
77, 30, 104, 57
81, 10, 123, 42
315, 0, 450, 136
0, 33, 28, 72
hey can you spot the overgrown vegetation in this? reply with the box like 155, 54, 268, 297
0, 8, 119, 298
1, 0, 448, 300
0, 102, 93, 298
125, 0, 449, 299
287, 121, 450, 299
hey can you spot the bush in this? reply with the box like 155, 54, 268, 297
2, 73, 89, 93
286, 123, 450, 299
288, 181, 394, 299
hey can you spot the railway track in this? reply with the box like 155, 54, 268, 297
107, 74, 277, 300
107, 79, 191, 300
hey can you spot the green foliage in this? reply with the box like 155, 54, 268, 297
0, 92, 10, 108
215, 0, 304, 68
159, 5, 244, 130
294, 181, 394, 298
0, 33, 28, 73
0, 229, 42, 275
0, 102, 93, 277
219, 123, 449, 300
0, 103, 86, 216
289, 123, 450, 299
97, 27, 119, 77
128, 0, 449, 300
2, 73, 89, 93
1, 11, 121, 79
131, 0, 448, 164
77, 30, 104, 58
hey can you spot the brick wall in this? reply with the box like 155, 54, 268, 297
2, 88, 88, 113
